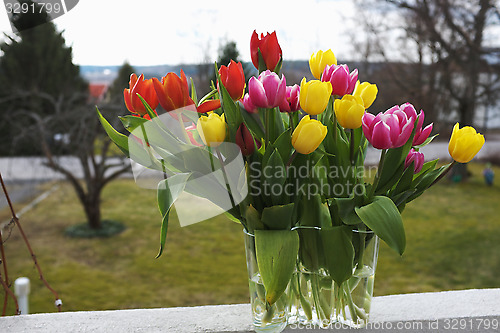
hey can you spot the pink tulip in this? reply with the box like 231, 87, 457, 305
404, 148, 424, 173
321, 64, 358, 97
362, 104, 416, 149
279, 84, 300, 113
397, 103, 433, 146
241, 93, 258, 114
248, 70, 287, 109
413, 112, 433, 146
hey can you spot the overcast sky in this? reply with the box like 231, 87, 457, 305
0, 0, 359, 66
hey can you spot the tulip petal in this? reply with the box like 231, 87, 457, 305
371, 121, 393, 149
248, 77, 268, 108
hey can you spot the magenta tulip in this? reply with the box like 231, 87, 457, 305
279, 85, 300, 113
241, 93, 258, 114
248, 70, 287, 109
398, 103, 433, 146
321, 64, 358, 97
362, 104, 416, 149
405, 148, 424, 173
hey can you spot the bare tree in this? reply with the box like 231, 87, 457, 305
354, 0, 500, 179
354, 0, 500, 130
5, 90, 130, 230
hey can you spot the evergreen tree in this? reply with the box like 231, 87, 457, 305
0, 0, 87, 155
107, 62, 135, 106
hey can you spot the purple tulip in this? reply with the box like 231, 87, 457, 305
405, 148, 424, 173
362, 104, 416, 149
241, 93, 258, 114
321, 64, 358, 97
248, 70, 287, 109
279, 84, 300, 113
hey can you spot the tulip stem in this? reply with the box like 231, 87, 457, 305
288, 112, 295, 133
286, 151, 298, 169
430, 161, 456, 187
215, 148, 236, 209
369, 149, 387, 199
176, 111, 191, 143
265, 108, 270, 148
350, 130, 355, 166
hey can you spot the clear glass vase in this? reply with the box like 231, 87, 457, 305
244, 231, 291, 333
288, 227, 379, 328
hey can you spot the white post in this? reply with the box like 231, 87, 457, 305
14, 277, 30, 315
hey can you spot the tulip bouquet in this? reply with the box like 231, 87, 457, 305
97, 30, 485, 332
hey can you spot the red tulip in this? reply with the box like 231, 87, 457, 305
218, 60, 245, 100
250, 30, 282, 71
152, 70, 196, 112
123, 73, 159, 115
235, 123, 255, 156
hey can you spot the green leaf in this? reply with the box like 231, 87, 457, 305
299, 194, 331, 228
261, 203, 295, 230
261, 148, 287, 206
156, 173, 191, 258
335, 197, 363, 225
376, 147, 405, 194
414, 134, 438, 149
137, 94, 158, 120
392, 163, 416, 197
246, 205, 266, 232
190, 77, 198, 104
240, 105, 265, 141
355, 196, 406, 255
407, 164, 449, 203
255, 229, 299, 305
321, 226, 355, 285
119, 115, 148, 133
96, 107, 129, 157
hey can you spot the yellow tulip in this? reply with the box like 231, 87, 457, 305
309, 49, 337, 79
299, 78, 332, 115
353, 81, 378, 109
291, 115, 328, 154
334, 95, 365, 129
196, 112, 227, 147
448, 123, 484, 163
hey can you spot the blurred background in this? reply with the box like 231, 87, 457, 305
0, 0, 499, 315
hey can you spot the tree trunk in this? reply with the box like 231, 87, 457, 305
83, 188, 102, 230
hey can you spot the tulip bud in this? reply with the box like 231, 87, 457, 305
321, 64, 358, 97
124, 73, 159, 115
235, 123, 255, 156
196, 112, 227, 147
218, 60, 245, 101
353, 81, 378, 109
250, 30, 282, 72
241, 93, 258, 114
448, 123, 484, 163
299, 78, 332, 116
309, 49, 337, 80
152, 70, 195, 112
334, 95, 365, 129
404, 148, 424, 173
279, 85, 300, 113
291, 115, 328, 154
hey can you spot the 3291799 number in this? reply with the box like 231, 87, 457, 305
5, 1, 62, 14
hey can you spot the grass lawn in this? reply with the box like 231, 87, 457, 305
1, 163, 499, 315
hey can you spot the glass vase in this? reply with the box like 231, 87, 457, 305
288, 227, 379, 328
244, 231, 291, 333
